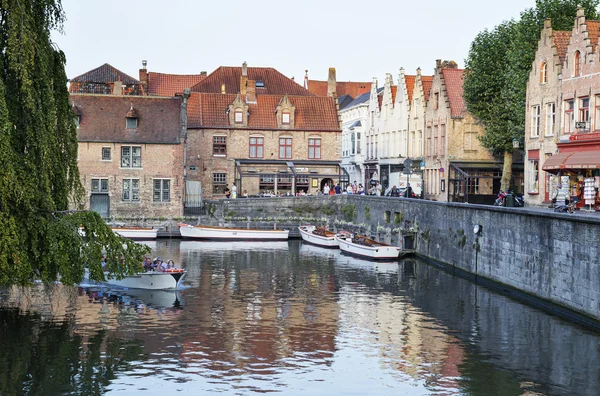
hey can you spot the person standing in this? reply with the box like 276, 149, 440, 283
231, 182, 237, 199
352, 181, 358, 194
323, 184, 330, 195
404, 183, 413, 198
375, 181, 382, 196
224, 185, 230, 199
334, 183, 342, 194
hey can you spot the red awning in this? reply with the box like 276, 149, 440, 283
542, 152, 573, 171
563, 151, 600, 169
528, 149, 540, 160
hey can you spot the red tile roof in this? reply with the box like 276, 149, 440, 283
191, 66, 313, 96
147, 72, 206, 96
441, 68, 465, 118
71, 94, 182, 144
586, 20, 600, 50
71, 63, 139, 84
391, 86, 398, 104
187, 93, 340, 131
405, 75, 416, 102
422, 76, 433, 102
553, 31, 572, 63
307, 80, 371, 98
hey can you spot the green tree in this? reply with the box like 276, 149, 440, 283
0, 0, 149, 286
464, 0, 600, 191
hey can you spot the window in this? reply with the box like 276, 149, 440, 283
545, 103, 555, 136
528, 160, 539, 193
356, 132, 361, 154
249, 137, 264, 158
351, 132, 356, 155
434, 92, 439, 110
595, 95, 600, 130
234, 111, 243, 123
256, 80, 265, 88
101, 147, 111, 161
213, 172, 226, 194
153, 179, 170, 202
213, 136, 226, 155
440, 124, 446, 156
531, 105, 540, 137
564, 99, 575, 133
579, 97, 590, 123
466, 178, 479, 194
308, 138, 321, 159
122, 178, 140, 202
91, 178, 108, 193
121, 146, 141, 168
279, 137, 292, 159
282, 112, 290, 124
574, 51, 581, 77
540, 62, 547, 83
126, 117, 138, 129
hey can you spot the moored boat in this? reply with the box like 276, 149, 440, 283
84, 268, 186, 290
111, 226, 158, 240
335, 233, 401, 260
298, 225, 339, 248
178, 223, 289, 240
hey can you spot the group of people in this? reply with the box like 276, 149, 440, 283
143, 257, 176, 272
323, 181, 366, 195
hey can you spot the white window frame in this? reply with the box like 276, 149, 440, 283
545, 103, 555, 136
121, 146, 142, 168
531, 105, 540, 137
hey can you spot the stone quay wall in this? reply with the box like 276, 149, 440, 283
196, 195, 600, 324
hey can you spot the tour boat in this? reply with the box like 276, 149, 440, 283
298, 225, 339, 248
84, 268, 186, 290
335, 233, 401, 260
178, 223, 289, 240
111, 226, 158, 240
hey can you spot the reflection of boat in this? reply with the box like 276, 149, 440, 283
111, 226, 157, 240
336, 252, 399, 272
84, 269, 186, 290
299, 242, 340, 258
179, 223, 289, 240
335, 233, 401, 260
84, 287, 184, 309
179, 240, 289, 252
298, 225, 339, 248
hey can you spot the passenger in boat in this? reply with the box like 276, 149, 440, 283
143, 257, 153, 272
101, 255, 107, 271
166, 260, 175, 269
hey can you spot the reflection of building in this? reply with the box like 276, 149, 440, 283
185, 62, 344, 198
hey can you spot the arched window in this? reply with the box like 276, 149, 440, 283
574, 51, 581, 77
540, 62, 547, 83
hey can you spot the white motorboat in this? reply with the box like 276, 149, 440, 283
335, 233, 401, 260
111, 226, 158, 240
178, 223, 289, 240
84, 268, 186, 290
298, 225, 339, 248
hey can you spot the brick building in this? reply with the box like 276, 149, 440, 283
424, 60, 498, 203
72, 94, 187, 218
185, 62, 344, 198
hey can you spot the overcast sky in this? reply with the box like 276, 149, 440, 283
52, 0, 537, 84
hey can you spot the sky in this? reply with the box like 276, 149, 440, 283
51, 0, 537, 85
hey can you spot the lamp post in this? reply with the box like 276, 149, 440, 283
512, 138, 520, 149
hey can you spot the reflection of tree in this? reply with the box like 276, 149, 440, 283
0, 309, 144, 395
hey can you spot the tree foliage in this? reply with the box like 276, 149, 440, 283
0, 0, 149, 286
464, 0, 600, 190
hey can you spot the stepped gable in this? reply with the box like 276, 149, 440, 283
553, 31, 571, 63
70, 63, 139, 84
191, 66, 313, 96
187, 93, 339, 131
147, 72, 206, 96
72, 94, 182, 144
441, 68, 465, 118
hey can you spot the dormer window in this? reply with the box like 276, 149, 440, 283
126, 104, 138, 129
234, 110, 243, 123
282, 111, 290, 124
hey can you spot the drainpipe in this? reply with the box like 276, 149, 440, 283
181, 88, 190, 216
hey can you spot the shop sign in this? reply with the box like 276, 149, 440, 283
569, 132, 600, 141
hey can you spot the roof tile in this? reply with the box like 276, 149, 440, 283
553, 31, 572, 63
70, 63, 139, 84
441, 68, 465, 118
308, 80, 371, 98
148, 72, 206, 96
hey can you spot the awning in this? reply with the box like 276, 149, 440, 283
563, 151, 600, 169
542, 152, 573, 171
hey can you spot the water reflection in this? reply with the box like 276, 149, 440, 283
0, 240, 598, 395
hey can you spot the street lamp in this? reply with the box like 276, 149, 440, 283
512, 138, 520, 149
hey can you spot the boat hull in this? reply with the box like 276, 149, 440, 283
85, 269, 185, 290
335, 235, 401, 260
179, 224, 289, 240
298, 226, 339, 248
112, 227, 158, 240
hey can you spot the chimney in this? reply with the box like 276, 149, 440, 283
240, 61, 248, 95
139, 60, 148, 85
113, 81, 123, 95
304, 69, 309, 90
246, 80, 256, 103
291, 76, 295, 83
436, 59, 442, 70
327, 67, 337, 97
221, 84, 226, 94
200, 71, 207, 77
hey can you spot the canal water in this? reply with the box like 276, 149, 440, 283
0, 240, 598, 395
